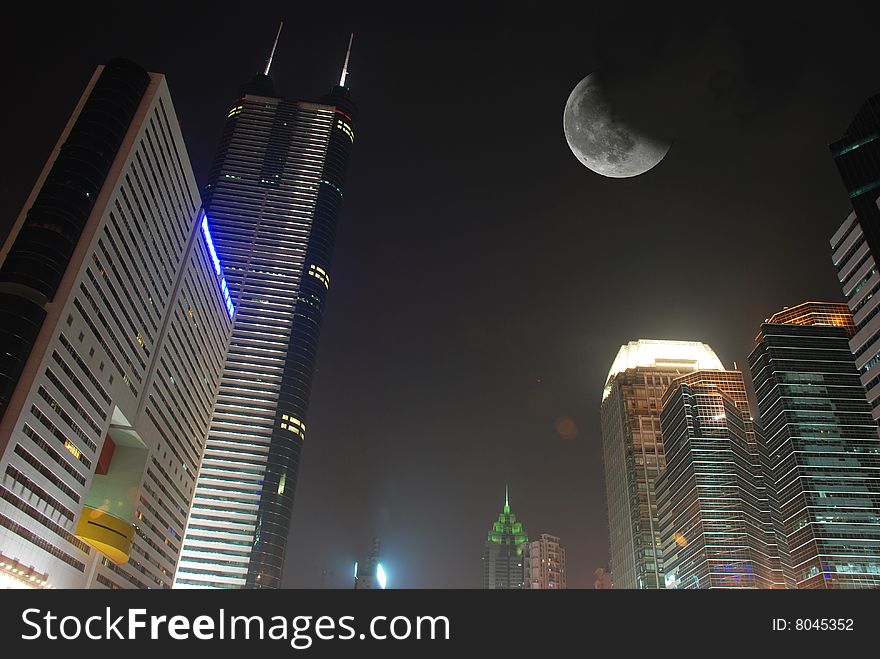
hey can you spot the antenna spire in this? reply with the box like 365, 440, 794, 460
504, 484, 510, 514
264, 21, 283, 76
339, 32, 354, 87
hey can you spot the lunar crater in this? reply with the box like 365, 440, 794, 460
563, 73, 670, 178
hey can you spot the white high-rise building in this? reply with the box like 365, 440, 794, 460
0, 60, 233, 589
524, 533, 566, 589
831, 209, 880, 422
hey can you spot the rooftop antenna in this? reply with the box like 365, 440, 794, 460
339, 32, 354, 87
264, 21, 283, 76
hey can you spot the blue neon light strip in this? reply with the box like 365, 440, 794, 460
201, 214, 235, 319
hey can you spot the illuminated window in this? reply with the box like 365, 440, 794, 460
64, 440, 82, 460
336, 119, 355, 143
308, 264, 330, 290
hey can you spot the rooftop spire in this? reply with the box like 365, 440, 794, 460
339, 32, 354, 87
504, 484, 510, 514
264, 21, 283, 76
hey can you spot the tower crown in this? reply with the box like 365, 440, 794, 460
603, 339, 723, 401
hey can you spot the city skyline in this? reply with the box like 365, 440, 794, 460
3, 6, 880, 588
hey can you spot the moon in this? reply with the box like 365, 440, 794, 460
563, 73, 671, 178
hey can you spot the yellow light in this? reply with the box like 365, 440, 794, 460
308, 264, 330, 289
603, 339, 724, 401
64, 440, 81, 460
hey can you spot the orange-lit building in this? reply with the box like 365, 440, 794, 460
749, 302, 880, 588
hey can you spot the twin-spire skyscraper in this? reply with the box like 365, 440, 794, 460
174, 25, 358, 589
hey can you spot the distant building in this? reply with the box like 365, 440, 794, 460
524, 533, 566, 589
0, 60, 232, 588
600, 339, 724, 588
593, 568, 612, 589
354, 537, 386, 589
749, 302, 880, 588
656, 369, 781, 589
482, 487, 528, 589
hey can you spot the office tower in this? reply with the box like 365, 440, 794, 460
656, 369, 781, 589
354, 536, 386, 589
0, 60, 233, 589
174, 30, 358, 589
830, 213, 880, 420
523, 533, 566, 589
830, 93, 880, 258
482, 487, 528, 589
749, 302, 880, 588
830, 94, 880, 422
600, 339, 723, 589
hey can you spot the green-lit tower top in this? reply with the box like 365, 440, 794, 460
488, 485, 528, 549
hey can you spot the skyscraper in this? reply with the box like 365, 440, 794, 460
656, 369, 781, 589
0, 60, 233, 588
830, 213, 880, 421
600, 339, 724, 589
749, 302, 880, 588
830, 95, 880, 422
830, 93, 880, 258
523, 533, 566, 589
482, 487, 528, 589
174, 29, 358, 589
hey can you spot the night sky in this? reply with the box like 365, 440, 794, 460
3, 4, 880, 588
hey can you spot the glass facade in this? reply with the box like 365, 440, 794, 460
656, 370, 782, 589
830, 94, 880, 256
600, 339, 724, 589
748, 302, 880, 588
482, 489, 528, 589
0, 59, 149, 423
175, 67, 357, 589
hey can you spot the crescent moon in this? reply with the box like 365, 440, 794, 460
563, 73, 671, 178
